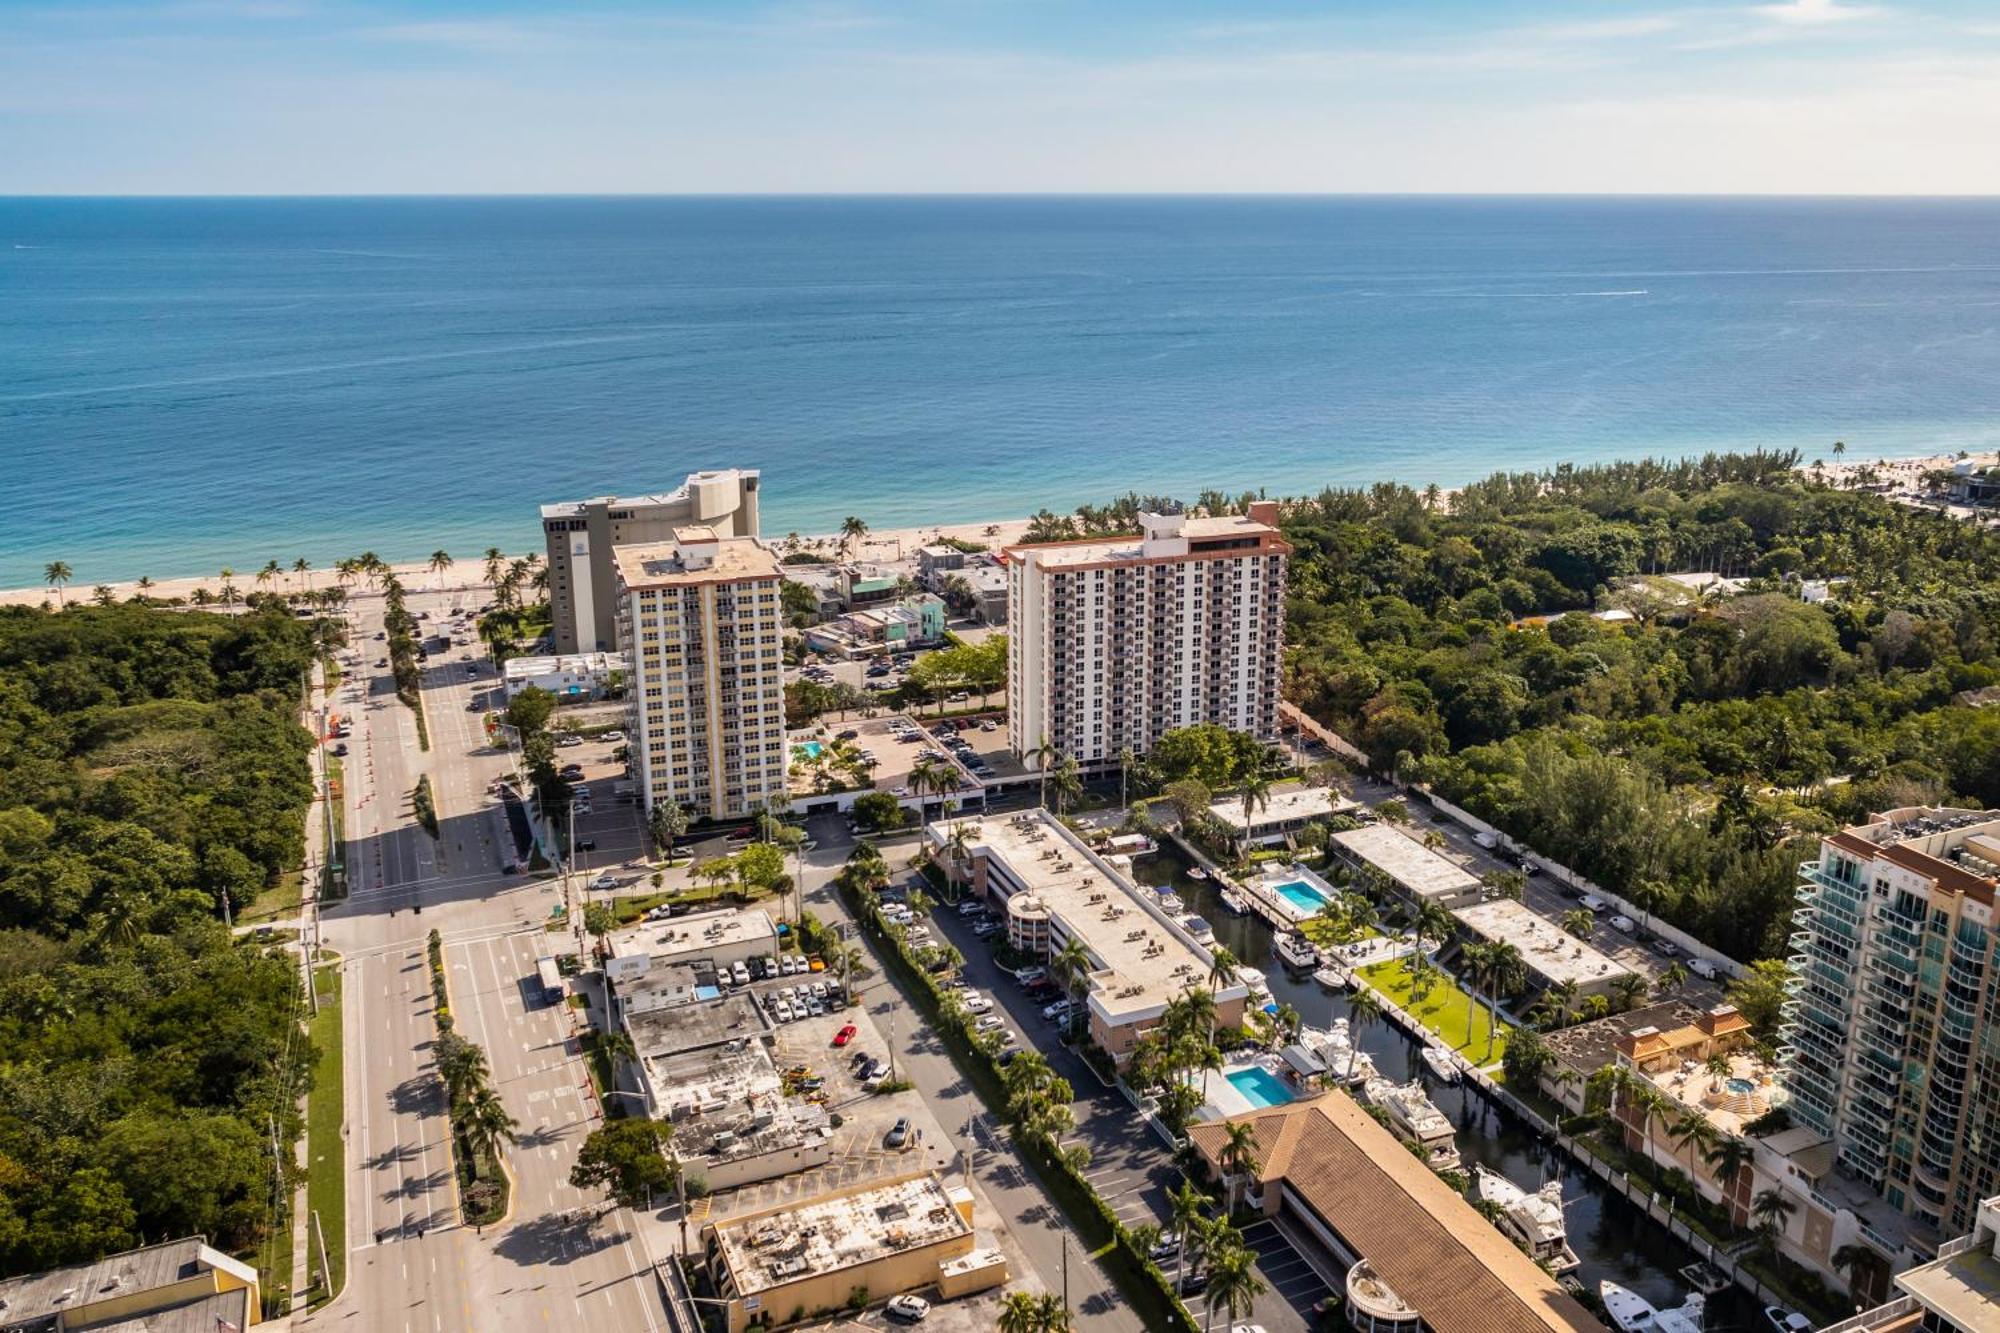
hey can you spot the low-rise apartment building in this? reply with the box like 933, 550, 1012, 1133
1188, 1094, 1603, 1333
616, 529, 788, 821
930, 809, 1246, 1066
501, 650, 623, 701
1832, 1195, 2000, 1333
1455, 899, 1635, 1000
1208, 785, 1358, 850
701, 1171, 1005, 1333
1782, 807, 2000, 1242
542, 468, 761, 653
1004, 504, 1288, 770
1330, 823, 1485, 911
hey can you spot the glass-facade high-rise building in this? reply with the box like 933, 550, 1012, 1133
1781, 807, 2000, 1240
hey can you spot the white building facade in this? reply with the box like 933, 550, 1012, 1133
1004, 504, 1289, 769
617, 528, 788, 822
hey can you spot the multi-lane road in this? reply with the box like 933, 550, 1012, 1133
303, 586, 668, 1333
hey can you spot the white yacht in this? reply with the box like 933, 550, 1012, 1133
1420, 1043, 1460, 1084
1312, 961, 1355, 991
1304, 1018, 1377, 1086
1217, 887, 1248, 915
1363, 1078, 1460, 1172
1274, 932, 1320, 974
1180, 913, 1214, 942
1599, 1281, 1707, 1333
1473, 1167, 1579, 1274
1156, 886, 1186, 914
1234, 965, 1271, 1003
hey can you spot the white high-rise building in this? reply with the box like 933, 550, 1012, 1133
616, 528, 787, 822
1004, 503, 1289, 769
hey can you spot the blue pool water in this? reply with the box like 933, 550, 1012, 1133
794, 741, 825, 760
1274, 879, 1331, 912
1226, 1066, 1298, 1110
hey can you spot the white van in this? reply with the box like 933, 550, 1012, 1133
1689, 958, 1719, 981
1609, 914, 1637, 934
1580, 894, 1608, 913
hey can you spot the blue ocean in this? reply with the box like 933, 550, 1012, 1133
4, 195, 1999, 587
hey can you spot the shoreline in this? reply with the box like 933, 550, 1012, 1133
3, 448, 1987, 610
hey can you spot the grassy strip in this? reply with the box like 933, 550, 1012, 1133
1360, 956, 1512, 1064
844, 883, 1198, 1333
256, 1174, 295, 1319
241, 868, 305, 925
305, 965, 347, 1306
322, 654, 343, 693
425, 931, 509, 1226
413, 774, 439, 837
578, 1030, 617, 1115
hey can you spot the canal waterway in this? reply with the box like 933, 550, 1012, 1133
1130, 848, 1766, 1331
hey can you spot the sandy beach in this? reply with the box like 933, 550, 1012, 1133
4, 447, 1991, 610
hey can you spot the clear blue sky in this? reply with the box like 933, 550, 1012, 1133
4, 0, 1997, 194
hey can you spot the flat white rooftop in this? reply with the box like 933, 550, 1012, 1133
1454, 899, 1635, 991
614, 533, 780, 589
1005, 510, 1283, 571
607, 907, 778, 967
938, 810, 1240, 1022
1333, 823, 1482, 903
711, 1172, 971, 1297
502, 651, 620, 679
1210, 786, 1357, 833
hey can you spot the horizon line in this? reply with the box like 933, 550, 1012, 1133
6, 190, 2000, 202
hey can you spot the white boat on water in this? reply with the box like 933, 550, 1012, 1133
1181, 914, 1214, 941
1363, 1077, 1460, 1172
1187, 866, 1208, 881
1274, 932, 1320, 974
1156, 887, 1186, 914
1304, 1019, 1376, 1086
1420, 1044, 1460, 1084
1312, 963, 1354, 992
1763, 1307, 1812, 1333
1217, 888, 1248, 915
1235, 965, 1271, 1002
1474, 1167, 1579, 1275
1599, 1281, 1706, 1333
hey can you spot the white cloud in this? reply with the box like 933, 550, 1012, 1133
1754, 0, 1884, 25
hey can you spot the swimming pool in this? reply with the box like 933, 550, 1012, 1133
1273, 878, 1331, 912
1226, 1066, 1298, 1110
794, 741, 825, 760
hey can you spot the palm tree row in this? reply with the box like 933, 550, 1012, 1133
435, 1030, 519, 1171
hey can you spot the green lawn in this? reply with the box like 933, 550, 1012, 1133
1359, 956, 1512, 1065
240, 868, 305, 925
306, 964, 346, 1306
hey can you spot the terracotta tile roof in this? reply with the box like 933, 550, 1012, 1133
1879, 844, 1996, 907
1189, 1094, 1603, 1333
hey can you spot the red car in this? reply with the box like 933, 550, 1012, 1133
832, 1024, 857, 1047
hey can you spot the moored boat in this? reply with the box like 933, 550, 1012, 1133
1186, 866, 1208, 881
1473, 1166, 1579, 1275
1362, 1077, 1460, 1172
1312, 963, 1353, 991
1304, 1019, 1376, 1086
1764, 1307, 1811, 1333
1156, 887, 1186, 914
1420, 1044, 1460, 1084
1217, 887, 1247, 915
1180, 913, 1214, 941
1599, 1281, 1706, 1333
1273, 931, 1320, 974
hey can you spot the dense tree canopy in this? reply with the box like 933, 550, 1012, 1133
0, 603, 316, 1274
1269, 451, 2000, 961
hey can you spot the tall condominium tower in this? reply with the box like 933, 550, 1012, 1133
1782, 807, 2000, 1239
541, 469, 761, 653
1004, 503, 1289, 770
615, 528, 786, 822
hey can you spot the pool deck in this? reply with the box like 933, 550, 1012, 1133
1247, 862, 1344, 927
1192, 1055, 1308, 1122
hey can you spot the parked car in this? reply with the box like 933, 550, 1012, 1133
1042, 1000, 1074, 1022
557, 734, 584, 748
885, 1294, 931, 1323
731, 960, 751, 985
885, 1118, 911, 1147
1689, 958, 1720, 980
775, 999, 795, 1023
832, 1024, 857, 1046
1579, 894, 1608, 913
1609, 914, 1637, 934
600, 730, 624, 742
962, 994, 993, 1015
1149, 1232, 1182, 1262
975, 1014, 1005, 1032
332, 742, 348, 756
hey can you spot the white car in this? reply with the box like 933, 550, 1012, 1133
885, 1293, 931, 1323
1230, 1325, 1268, 1333
774, 999, 795, 1023
975, 1014, 1005, 1031
1042, 1000, 1074, 1022
731, 960, 750, 985
600, 730, 624, 743
1580, 894, 1608, 913
1610, 914, 1637, 934
961, 994, 993, 1015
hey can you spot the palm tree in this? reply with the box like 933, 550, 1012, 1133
1032, 1291, 1071, 1333
1051, 937, 1092, 1032
1205, 944, 1239, 998
1668, 1108, 1718, 1174
839, 515, 869, 558
1481, 940, 1525, 1059
1610, 972, 1649, 1013
1657, 960, 1690, 996
1345, 987, 1384, 1082
1547, 978, 1580, 1027
1202, 1243, 1266, 1333
437, 1036, 492, 1105
1560, 908, 1597, 941
463, 1085, 518, 1165
1460, 940, 1494, 1047
429, 549, 453, 591
218, 568, 238, 609
1751, 1187, 1797, 1254
482, 547, 506, 588
1027, 735, 1059, 808
43, 561, 72, 606
135, 575, 154, 598
292, 557, 312, 592
1833, 439, 1846, 460
1049, 754, 1082, 817
1412, 900, 1455, 971
91, 584, 116, 606
1238, 774, 1271, 847
1831, 1242, 1879, 1301
1703, 1134, 1755, 1217
996, 1291, 1040, 1333
1168, 1180, 1206, 1293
